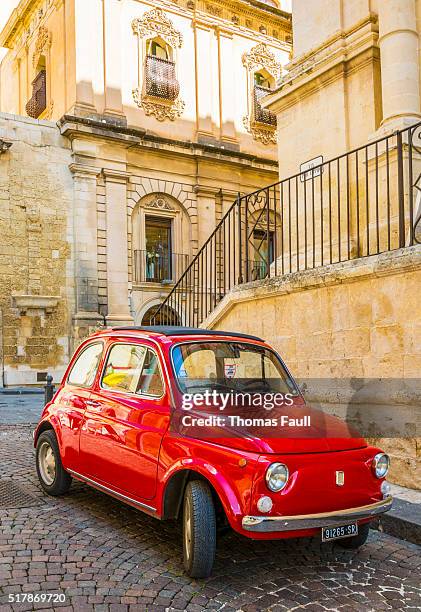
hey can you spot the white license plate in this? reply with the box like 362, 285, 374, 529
321, 523, 358, 542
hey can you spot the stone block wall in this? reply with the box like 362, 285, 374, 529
0, 113, 74, 386
204, 246, 421, 489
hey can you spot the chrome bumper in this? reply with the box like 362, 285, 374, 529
242, 495, 393, 532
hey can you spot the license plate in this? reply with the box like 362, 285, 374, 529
321, 522, 358, 542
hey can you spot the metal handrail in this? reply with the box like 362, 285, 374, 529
152, 121, 421, 326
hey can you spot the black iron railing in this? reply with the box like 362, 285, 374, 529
26, 70, 47, 119
253, 85, 277, 126
133, 250, 189, 284
145, 55, 179, 101
153, 122, 421, 326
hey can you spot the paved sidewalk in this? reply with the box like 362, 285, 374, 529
0, 393, 44, 425
0, 425, 420, 611
377, 484, 421, 546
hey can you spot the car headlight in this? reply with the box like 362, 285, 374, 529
372, 453, 390, 478
266, 462, 289, 492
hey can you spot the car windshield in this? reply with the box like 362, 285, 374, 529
171, 341, 299, 395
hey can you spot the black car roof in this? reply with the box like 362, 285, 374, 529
111, 326, 264, 343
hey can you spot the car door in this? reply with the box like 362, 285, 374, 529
53, 341, 104, 472
79, 340, 170, 501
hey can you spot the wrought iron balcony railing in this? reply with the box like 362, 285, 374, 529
253, 85, 277, 126
153, 122, 421, 327
145, 55, 180, 101
133, 250, 190, 284
26, 70, 47, 119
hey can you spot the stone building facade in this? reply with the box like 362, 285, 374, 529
200, 0, 421, 487
0, 114, 74, 385
0, 0, 292, 385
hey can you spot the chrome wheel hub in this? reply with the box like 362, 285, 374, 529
184, 496, 192, 560
38, 441, 56, 486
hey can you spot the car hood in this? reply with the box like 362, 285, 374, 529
173, 401, 367, 454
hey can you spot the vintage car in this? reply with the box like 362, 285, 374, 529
34, 326, 392, 578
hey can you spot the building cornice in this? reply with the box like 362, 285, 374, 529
102, 168, 131, 183
69, 163, 101, 178
0, 0, 43, 48
145, 0, 291, 48
264, 16, 379, 113
59, 115, 278, 171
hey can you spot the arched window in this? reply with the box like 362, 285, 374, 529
144, 36, 179, 101
147, 37, 171, 60
26, 55, 47, 119
254, 71, 272, 89
253, 69, 276, 126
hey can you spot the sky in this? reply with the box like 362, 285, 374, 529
0, 0, 20, 61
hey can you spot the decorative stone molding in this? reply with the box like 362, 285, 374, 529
69, 163, 101, 178
242, 43, 282, 80
132, 89, 185, 121
12, 294, 60, 315
102, 168, 131, 183
145, 196, 175, 211
193, 185, 221, 197
131, 8, 185, 122
242, 43, 280, 145
32, 26, 52, 69
242, 115, 277, 145
132, 8, 182, 49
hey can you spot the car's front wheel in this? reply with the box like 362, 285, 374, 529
182, 480, 216, 578
36, 430, 72, 496
336, 523, 370, 549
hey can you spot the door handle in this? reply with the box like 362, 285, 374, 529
86, 400, 101, 411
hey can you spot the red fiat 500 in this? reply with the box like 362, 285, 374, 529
34, 326, 392, 577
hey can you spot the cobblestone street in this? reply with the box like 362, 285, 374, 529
0, 425, 419, 611
0, 395, 43, 426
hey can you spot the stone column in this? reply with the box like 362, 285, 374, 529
70, 163, 103, 331
378, 0, 421, 129
194, 22, 219, 141
217, 28, 237, 146
194, 185, 219, 248
103, 168, 134, 326
102, 0, 126, 124
73, 0, 103, 116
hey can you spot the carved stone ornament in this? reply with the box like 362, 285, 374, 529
206, 3, 222, 17
132, 88, 185, 121
145, 196, 175, 211
132, 8, 183, 48
243, 115, 277, 145
242, 43, 282, 80
131, 9, 184, 121
32, 26, 52, 69
44, 100, 54, 120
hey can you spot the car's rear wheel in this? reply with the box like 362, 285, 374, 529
182, 480, 216, 578
36, 430, 72, 496
336, 523, 370, 549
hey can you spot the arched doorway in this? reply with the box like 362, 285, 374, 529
141, 304, 181, 325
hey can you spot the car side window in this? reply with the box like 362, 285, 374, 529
101, 344, 164, 397
67, 343, 103, 388
102, 344, 147, 393
138, 348, 164, 397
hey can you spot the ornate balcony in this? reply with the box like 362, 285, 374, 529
26, 70, 47, 119
145, 55, 180, 102
253, 85, 277, 127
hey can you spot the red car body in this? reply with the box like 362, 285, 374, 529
34, 327, 392, 543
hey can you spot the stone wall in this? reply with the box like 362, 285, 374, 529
0, 112, 73, 386
204, 246, 421, 489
